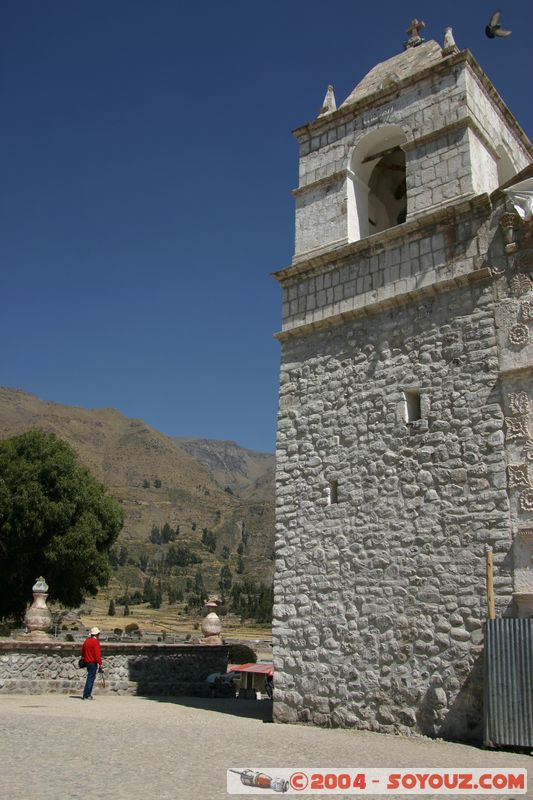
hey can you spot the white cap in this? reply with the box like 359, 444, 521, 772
89, 627, 100, 636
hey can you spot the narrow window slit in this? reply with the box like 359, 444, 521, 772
404, 389, 422, 423
327, 480, 339, 505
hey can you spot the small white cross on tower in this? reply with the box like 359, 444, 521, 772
405, 18, 426, 49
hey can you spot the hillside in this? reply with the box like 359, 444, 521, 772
0, 388, 275, 610
176, 437, 275, 502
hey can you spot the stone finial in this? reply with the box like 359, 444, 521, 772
32, 576, 49, 593
318, 85, 336, 118
404, 18, 426, 49
23, 576, 53, 641
442, 27, 458, 55
201, 598, 222, 645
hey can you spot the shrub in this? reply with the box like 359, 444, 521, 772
125, 622, 140, 634
228, 643, 257, 664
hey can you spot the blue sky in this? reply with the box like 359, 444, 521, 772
1, 1, 532, 453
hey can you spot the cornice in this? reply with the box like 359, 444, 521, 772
273, 193, 492, 287
274, 267, 491, 342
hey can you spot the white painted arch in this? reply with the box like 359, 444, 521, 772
347, 125, 408, 242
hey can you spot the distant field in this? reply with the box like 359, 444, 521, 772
75, 594, 272, 659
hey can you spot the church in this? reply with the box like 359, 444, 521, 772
272, 21, 533, 741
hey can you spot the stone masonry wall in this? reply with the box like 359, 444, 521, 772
0, 641, 228, 696
273, 273, 511, 742
281, 202, 489, 334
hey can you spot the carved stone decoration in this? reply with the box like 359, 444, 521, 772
500, 211, 521, 254
525, 444, 533, 462
509, 323, 530, 347
505, 416, 530, 441
516, 528, 533, 537
520, 488, 533, 511
521, 300, 533, 321
489, 264, 506, 278
23, 576, 53, 641
508, 464, 531, 489
508, 392, 530, 415
510, 274, 532, 296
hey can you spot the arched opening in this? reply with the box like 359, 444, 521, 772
367, 149, 407, 234
347, 126, 408, 242
496, 143, 517, 187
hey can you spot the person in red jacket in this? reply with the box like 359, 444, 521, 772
81, 627, 103, 700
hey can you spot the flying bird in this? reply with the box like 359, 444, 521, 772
485, 10, 512, 38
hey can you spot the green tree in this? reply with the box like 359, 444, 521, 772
150, 525, 161, 544
219, 565, 233, 594
123, 603, 130, 617
161, 522, 174, 543
143, 578, 155, 605
0, 431, 123, 621
139, 553, 149, 571
193, 567, 205, 596
108, 598, 116, 616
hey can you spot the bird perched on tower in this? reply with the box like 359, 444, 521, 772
485, 10, 512, 38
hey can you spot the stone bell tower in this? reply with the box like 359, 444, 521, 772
273, 22, 533, 742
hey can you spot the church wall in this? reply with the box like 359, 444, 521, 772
467, 129, 499, 196
273, 278, 511, 741
405, 127, 473, 216
464, 68, 531, 177
294, 178, 347, 256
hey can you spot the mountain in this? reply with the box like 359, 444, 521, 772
0, 387, 275, 598
175, 438, 275, 502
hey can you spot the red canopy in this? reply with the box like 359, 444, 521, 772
228, 662, 273, 676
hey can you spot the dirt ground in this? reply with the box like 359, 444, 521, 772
0, 693, 530, 800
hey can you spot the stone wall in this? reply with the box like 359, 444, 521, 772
274, 178, 533, 741
0, 641, 227, 696
274, 272, 507, 741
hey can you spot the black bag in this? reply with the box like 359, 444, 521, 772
78, 657, 86, 669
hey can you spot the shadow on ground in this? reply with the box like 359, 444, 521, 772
137, 695, 273, 721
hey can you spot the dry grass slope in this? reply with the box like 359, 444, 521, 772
0, 387, 275, 627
